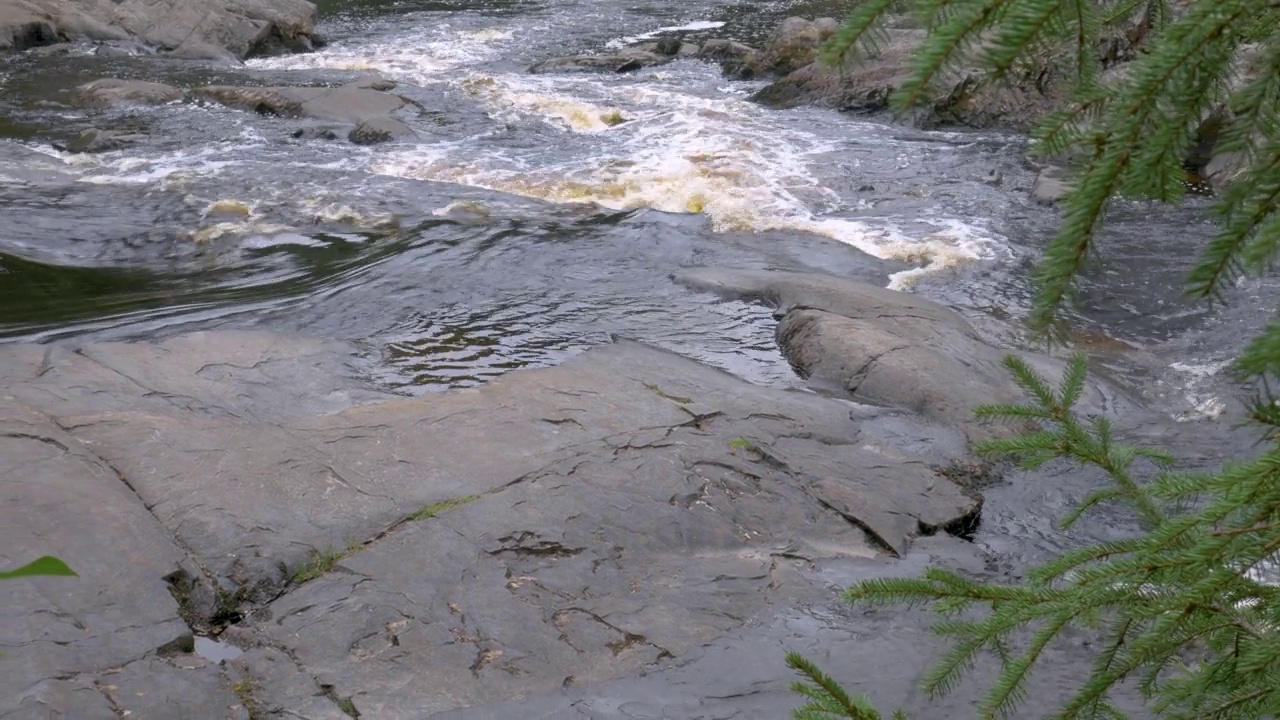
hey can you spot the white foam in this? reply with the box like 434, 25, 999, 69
370, 70, 1006, 287
1169, 358, 1233, 422
247, 24, 516, 83
607, 20, 726, 48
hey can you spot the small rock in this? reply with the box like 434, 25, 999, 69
677, 42, 699, 58
291, 127, 340, 141
346, 76, 398, 92
1031, 166, 1073, 205
980, 168, 1003, 186
76, 79, 185, 107
655, 36, 682, 56
348, 117, 416, 145
696, 39, 759, 78
93, 41, 155, 57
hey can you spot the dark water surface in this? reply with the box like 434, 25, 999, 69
2, 1, 1276, 711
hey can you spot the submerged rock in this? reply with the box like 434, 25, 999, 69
75, 78, 185, 106
0, 0, 317, 59
56, 127, 149, 153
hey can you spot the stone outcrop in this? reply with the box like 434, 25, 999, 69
750, 27, 1070, 131
3, 324, 986, 717
529, 47, 671, 74
751, 16, 840, 77
674, 268, 1133, 438
0, 0, 317, 60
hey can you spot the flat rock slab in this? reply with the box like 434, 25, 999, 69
2, 330, 980, 716
194, 84, 407, 124
0, 400, 236, 718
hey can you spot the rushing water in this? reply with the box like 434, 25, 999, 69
3, 0, 1264, 407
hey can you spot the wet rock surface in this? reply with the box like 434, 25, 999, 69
746, 23, 1068, 130
0, 0, 316, 59
529, 47, 672, 74
1, 283, 1004, 717
675, 267, 1136, 439
194, 82, 407, 123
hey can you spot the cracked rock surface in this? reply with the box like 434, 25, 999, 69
3, 273, 1078, 717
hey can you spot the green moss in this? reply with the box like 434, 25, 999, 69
410, 494, 480, 522
292, 541, 363, 584
232, 679, 263, 720
336, 696, 359, 717
643, 382, 693, 405
728, 437, 758, 452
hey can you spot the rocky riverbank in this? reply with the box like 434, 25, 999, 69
4, 269, 1136, 718
0, 0, 318, 60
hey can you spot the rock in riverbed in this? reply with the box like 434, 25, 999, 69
675, 267, 1133, 438
529, 47, 670, 74
194, 81, 418, 143
0, 0, 317, 59
5, 268, 1147, 716
749, 23, 1069, 130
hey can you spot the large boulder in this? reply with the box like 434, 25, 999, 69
751, 16, 840, 77
0, 0, 316, 59
675, 268, 1133, 438
750, 27, 1069, 130
696, 38, 759, 78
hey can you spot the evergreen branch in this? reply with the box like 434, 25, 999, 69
819, 0, 901, 67
1187, 141, 1280, 299
1030, 0, 1255, 332
787, 653, 886, 720
892, 0, 1013, 110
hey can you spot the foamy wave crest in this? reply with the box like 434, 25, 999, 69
371, 74, 1006, 288
460, 76, 628, 133
247, 25, 514, 82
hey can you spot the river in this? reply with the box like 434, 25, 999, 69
2, 0, 1276, 713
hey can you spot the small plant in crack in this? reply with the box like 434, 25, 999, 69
728, 437, 758, 453
292, 541, 363, 584
410, 494, 479, 522
232, 678, 264, 720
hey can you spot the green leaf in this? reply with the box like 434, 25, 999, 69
0, 556, 77, 580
